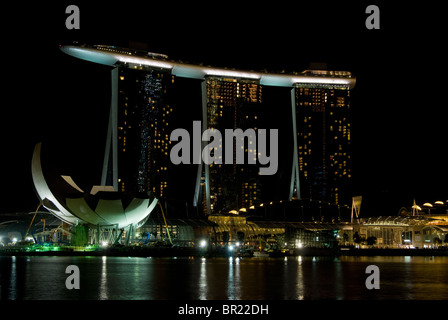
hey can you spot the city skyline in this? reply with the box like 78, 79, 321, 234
1, 2, 448, 309
1, 2, 447, 218
63, 44, 356, 218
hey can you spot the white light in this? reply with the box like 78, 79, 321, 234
101, 241, 108, 247
63, 46, 356, 89
228, 245, 234, 251
292, 76, 351, 86
236, 241, 241, 247
117, 56, 173, 69
204, 68, 261, 80
199, 240, 207, 248
12, 238, 17, 243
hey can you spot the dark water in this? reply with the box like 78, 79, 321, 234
1, 255, 447, 300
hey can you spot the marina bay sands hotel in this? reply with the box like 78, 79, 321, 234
61, 44, 356, 216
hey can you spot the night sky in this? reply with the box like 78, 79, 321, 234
1, 1, 447, 217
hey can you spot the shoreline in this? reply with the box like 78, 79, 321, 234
1, 246, 447, 257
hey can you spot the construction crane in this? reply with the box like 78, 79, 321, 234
24, 203, 42, 240
158, 201, 173, 245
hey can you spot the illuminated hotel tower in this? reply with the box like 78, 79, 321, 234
101, 61, 175, 198
60, 45, 356, 217
199, 76, 264, 214
292, 68, 353, 205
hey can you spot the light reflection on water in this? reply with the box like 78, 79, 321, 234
1, 255, 447, 300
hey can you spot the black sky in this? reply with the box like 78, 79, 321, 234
1, 1, 447, 216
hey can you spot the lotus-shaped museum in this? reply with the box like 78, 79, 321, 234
31, 143, 157, 229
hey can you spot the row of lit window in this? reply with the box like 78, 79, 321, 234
159, 181, 168, 197
150, 122, 170, 128
329, 125, 349, 132
208, 90, 261, 102
333, 170, 351, 178
298, 142, 311, 149
330, 160, 348, 169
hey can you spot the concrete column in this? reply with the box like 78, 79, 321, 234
289, 87, 301, 200
193, 80, 211, 215
101, 67, 119, 191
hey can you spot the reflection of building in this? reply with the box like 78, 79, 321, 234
293, 68, 353, 205
201, 77, 264, 214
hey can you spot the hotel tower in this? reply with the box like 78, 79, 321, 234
61, 45, 355, 216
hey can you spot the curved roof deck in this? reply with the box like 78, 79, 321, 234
60, 45, 356, 89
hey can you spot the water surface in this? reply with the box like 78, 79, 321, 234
1, 255, 447, 300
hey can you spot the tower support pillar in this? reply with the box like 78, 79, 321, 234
289, 87, 301, 200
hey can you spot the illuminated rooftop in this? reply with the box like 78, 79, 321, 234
60, 44, 356, 89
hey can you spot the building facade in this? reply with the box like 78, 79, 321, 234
294, 69, 353, 205
62, 44, 356, 220
202, 76, 265, 214
102, 64, 175, 199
